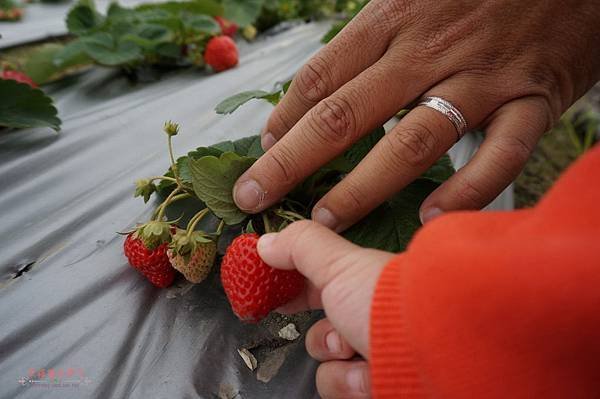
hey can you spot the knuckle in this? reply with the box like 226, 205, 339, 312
384, 122, 439, 170
296, 56, 332, 104
489, 136, 533, 177
335, 180, 368, 213
370, 0, 414, 30
262, 147, 300, 185
454, 175, 489, 208
307, 96, 358, 146
268, 105, 296, 134
496, 135, 533, 164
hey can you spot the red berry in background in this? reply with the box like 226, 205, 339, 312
124, 234, 175, 288
214, 16, 238, 37
1, 70, 37, 88
204, 36, 239, 72
221, 233, 305, 323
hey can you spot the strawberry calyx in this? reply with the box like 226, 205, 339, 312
134, 220, 173, 250
169, 228, 214, 260
134, 179, 157, 203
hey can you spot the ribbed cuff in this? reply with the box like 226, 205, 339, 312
370, 254, 425, 398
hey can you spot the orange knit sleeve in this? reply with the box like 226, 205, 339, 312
370, 145, 600, 399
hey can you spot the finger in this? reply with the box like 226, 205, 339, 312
419, 96, 550, 223
316, 360, 371, 399
258, 221, 390, 290
235, 54, 435, 213
311, 77, 501, 232
306, 318, 356, 361
262, 0, 402, 149
258, 221, 392, 357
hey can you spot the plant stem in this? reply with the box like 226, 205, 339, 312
149, 176, 178, 184
276, 209, 306, 221
186, 209, 209, 239
168, 135, 184, 187
155, 187, 182, 221
215, 219, 225, 236
564, 120, 583, 155
262, 212, 272, 234
583, 124, 596, 152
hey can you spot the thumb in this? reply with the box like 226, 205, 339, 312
257, 220, 393, 357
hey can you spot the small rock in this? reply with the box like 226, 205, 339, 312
237, 348, 257, 371
278, 323, 300, 341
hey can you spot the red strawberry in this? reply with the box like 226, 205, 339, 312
1, 70, 37, 88
214, 16, 238, 37
221, 233, 304, 323
204, 36, 238, 72
123, 221, 176, 288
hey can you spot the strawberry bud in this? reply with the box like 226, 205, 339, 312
163, 120, 179, 137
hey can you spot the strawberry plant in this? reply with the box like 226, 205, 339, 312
51, 0, 238, 77
0, 0, 23, 21
124, 80, 454, 322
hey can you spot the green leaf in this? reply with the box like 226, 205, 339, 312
210, 140, 235, 153
233, 135, 264, 158
23, 43, 91, 85
183, 13, 220, 33
155, 42, 182, 58
422, 154, 454, 183
223, 0, 265, 26
80, 32, 143, 66
66, 0, 104, 35
215, 90, 278, 114
135, 0, 222, 17
53, 40, 93, 68
343, 126, 385, 168
189, 152, 255, 225
343, 179, 439, 252
0, 80, 61, 131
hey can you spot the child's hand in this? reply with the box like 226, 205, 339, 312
258, 221, 393, 398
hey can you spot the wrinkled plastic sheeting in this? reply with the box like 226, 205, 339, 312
0, 23, 331, 399
0, 0, 166, 49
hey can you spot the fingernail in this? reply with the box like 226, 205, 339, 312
234, 179, 265, 211
312, 207, 338, 231
325, 330, 342, 354
257, 233, 277, 255
420, 207, 443, 224
261, 132, 277, 151
346, 366, 368, 394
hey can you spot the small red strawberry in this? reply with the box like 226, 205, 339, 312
204, 36, 239, 72
221, 233, 304, 323
1, 70, 37, 88
123, 221, 176, 288
214, 16, 238, 37
168, 229, 217, 283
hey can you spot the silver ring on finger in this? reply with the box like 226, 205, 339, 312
418, 96, 468, 140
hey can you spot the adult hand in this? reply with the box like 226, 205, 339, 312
234, 0, 600, 231
258, 221, 394, 398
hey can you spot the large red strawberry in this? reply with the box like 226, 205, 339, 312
221, 233, 304, 323
123, 221, 176, 288
214, 16, 238, 37
204, 36, 238, 72
1, 70, 37, 88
